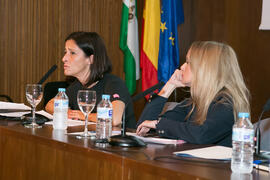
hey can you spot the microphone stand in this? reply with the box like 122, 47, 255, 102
254, 112, 263, 155
109, 82, 165, 147
109, 110, 146, 147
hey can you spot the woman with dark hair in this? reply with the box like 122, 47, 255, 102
45, 31, 136, 128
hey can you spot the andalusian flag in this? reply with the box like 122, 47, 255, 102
140, 0, 184, 95
120, 0, 140, 95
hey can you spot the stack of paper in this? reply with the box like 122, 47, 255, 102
0, 101, 31, 117
0, 101, 31, 110
0, 101, 53, 120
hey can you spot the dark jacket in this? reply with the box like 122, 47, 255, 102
137, 95, 234, 147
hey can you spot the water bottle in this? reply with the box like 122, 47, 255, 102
231, 112, 254, 173
53, 88, 69, 130
96, 94, 113, 142
230, 172, 252, 180
52, 129, 68, 142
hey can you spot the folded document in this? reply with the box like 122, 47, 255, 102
174, 146, 232, 160
46, 119, 95, 127
0, 101, 53, 120
0, 101, 31, 110
127, 132, 185, 145
174, 146, 270, 172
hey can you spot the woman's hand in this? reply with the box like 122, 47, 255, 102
136, 120, 158, 136
167, 69, 185, 88
67, 109, 97, 122
68, 109, 85, 120
159, 69, 185, 98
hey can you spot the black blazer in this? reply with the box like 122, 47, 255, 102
137, 95, 234, 147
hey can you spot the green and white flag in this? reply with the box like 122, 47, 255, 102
119, 0, 140, 95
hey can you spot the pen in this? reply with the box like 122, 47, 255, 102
253, 160, 270, 165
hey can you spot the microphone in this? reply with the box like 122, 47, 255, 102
37, 64, 58, 84
132, 81, 164, 102
254, 98, 270, 158
109, 82, 165, 147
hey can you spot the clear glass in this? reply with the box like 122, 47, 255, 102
77, 90, 96, 138
25, 84, 43, 128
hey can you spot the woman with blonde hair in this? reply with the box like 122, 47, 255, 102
136, 41, 250, 147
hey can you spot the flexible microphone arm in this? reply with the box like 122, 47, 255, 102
37, 64, 58, 84
132, 81, 164, 102
255, 98, 270, 155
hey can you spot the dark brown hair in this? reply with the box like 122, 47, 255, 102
65, 31, 112, 87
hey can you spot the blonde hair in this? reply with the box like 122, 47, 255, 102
187, 41, 250, 125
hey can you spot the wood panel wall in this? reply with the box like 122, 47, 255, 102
0, 0, 269, 121
0, 0, 124, 105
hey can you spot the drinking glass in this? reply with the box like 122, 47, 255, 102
77, 90, 96, 138
25, 84, 43, 128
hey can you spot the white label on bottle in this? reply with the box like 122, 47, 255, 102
54, 99, 68, 108
232, 128, 254, 142
97, 107, 112, 119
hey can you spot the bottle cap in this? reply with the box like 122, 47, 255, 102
58, 88, 66, 92
238, 112, 250, 118
102, 94, 110, 100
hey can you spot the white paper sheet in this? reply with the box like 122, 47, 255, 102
0, 110, 52, 119
259, 0, 270, 30
36, 110, 53, 119
127, 132, 185, 145
0, 101, 31, 110
174, 146, 232, 160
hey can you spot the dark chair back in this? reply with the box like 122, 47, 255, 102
254, 118, 270, 151
0, 95, 13, 102
43, 81, 69, 106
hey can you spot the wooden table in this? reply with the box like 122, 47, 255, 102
0, 119, 269, 180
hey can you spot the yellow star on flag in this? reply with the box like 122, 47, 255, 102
169, 32, 175, 46
160, 22, 167, 33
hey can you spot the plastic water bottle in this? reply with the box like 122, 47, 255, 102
96, 94, 113, 142
231, 112, 254, 173
230, 172, 252, 180
53, 88, 69, 130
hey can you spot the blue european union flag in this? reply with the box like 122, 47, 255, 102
158, 0, 184, 83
